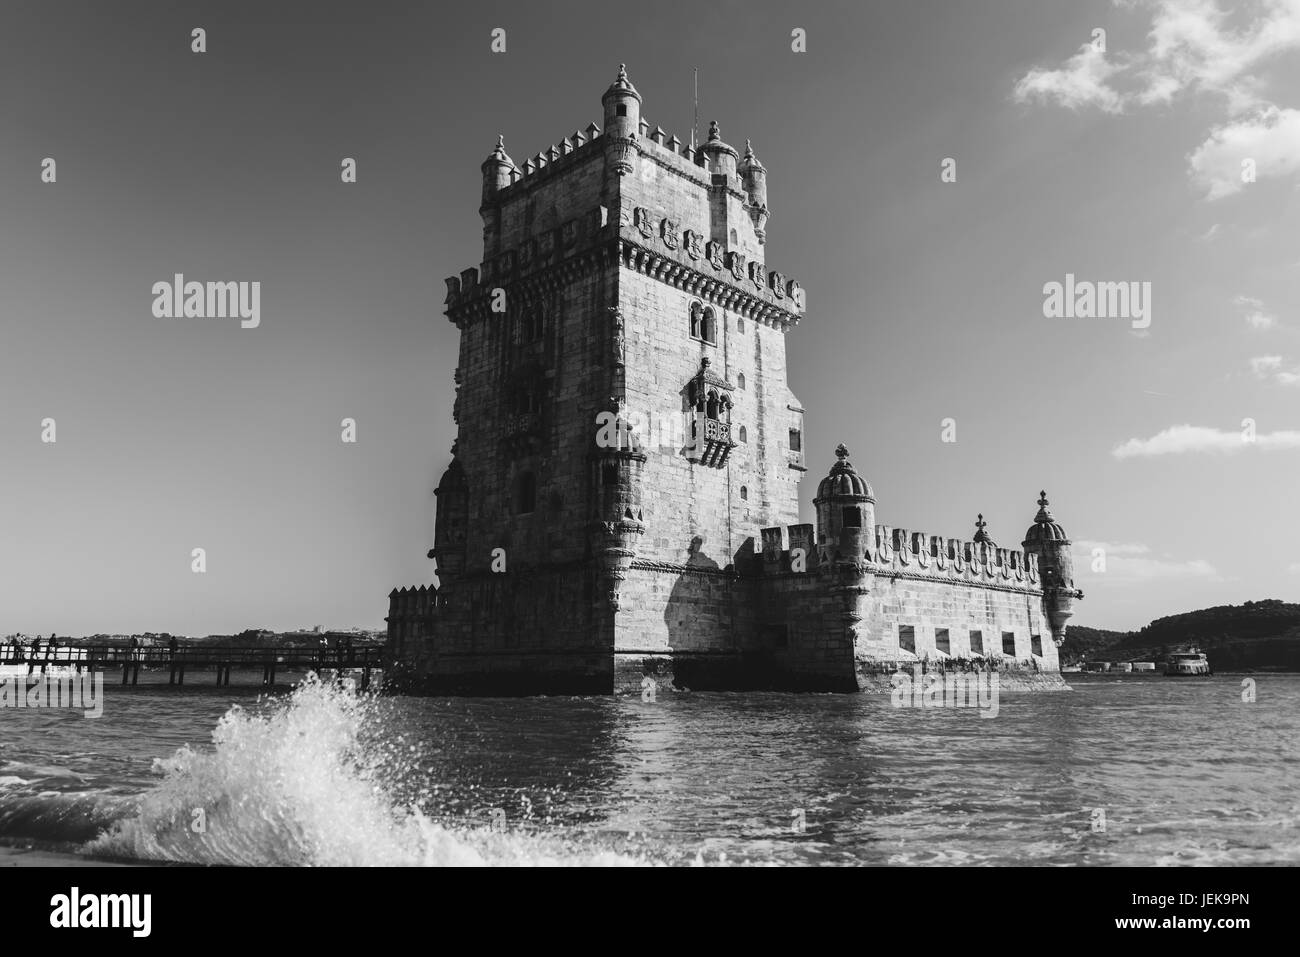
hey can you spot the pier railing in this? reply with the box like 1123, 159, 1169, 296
0, 644, 383, 689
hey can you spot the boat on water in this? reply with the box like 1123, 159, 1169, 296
1164, 650, 1212, 676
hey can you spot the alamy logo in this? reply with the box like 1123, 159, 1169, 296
1042, 273, 1151, 329
49, 888, 151, 937
890, 665, 999, 718
1, 674, 103, 718
151, 274, 261, 328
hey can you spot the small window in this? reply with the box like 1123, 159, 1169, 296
969, 630, 984, 655
936, 628, 950, 654
739, 426, 747, 443
788, 428, 802, 452
899, 625, 916, 654
1001, 632, 1016, 656
729, 228, 738, 244
740, 486, 748, 500
842, 506, 861, 527
514, 472, 536, 514
689, 302, 703, 339
616, 104, 627, 117
737, 317, 745, 333
737, 372, 746, 390
1031, 634, 1043, 657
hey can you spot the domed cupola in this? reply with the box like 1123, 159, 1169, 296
603, 63, 640, 101
817, 444, 875, 502
814, 444, 876, 558
972, 514, 997, 548
738, 139, 770, 243
1021, 490, 1082, 647
481, 135, 516, 205
1022, 491, 1069, 552
601, 64, 642, 156
701, 120, 740, 179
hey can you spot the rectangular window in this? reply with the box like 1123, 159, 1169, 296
935, 628, 950, 654
788, 428, 802, 451
1031, 634, 1043, 656
842, 506, 861, 527
1002, 631, 1016, 656
969, 630, 984, 655
899, 625, 916, 654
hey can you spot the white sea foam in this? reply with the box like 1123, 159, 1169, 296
85, 677, 646, 866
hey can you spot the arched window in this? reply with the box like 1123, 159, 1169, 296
737, 317, 745, 333
702, 307, 717, 345
729, 228, 738, 245
514, 472, 536, 514
689, 301, 703, 339
740, 486, 748, 501
737, 372, 746, 390
739, 426, 747, 443
706, 390, 720, 421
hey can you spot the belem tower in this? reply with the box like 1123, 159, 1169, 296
384, 66, 1083, 695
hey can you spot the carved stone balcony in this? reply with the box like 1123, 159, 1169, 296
698, 417, 734, 468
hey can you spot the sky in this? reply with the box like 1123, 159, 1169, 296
0, 0, 1296, 636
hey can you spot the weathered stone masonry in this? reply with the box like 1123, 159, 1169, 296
384, 66, 1083, 694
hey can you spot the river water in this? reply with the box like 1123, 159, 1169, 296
0, 672, 1295, 865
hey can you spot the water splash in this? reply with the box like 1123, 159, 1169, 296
86, 677, 644, 866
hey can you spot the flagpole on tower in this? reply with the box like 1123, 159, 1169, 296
691, 68, 698, 151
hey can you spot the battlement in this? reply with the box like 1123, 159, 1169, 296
386, 585, 438, 618
755, 523, 1042, 590
492, 122, 604, 196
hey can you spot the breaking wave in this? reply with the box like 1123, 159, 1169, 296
59, 677, 645, 866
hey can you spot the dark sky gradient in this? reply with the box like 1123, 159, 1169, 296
1, 0, 1295, 635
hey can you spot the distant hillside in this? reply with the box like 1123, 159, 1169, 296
1066, 600, 1300, 671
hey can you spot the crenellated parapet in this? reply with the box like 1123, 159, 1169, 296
387, 585, 438, 620
863, 525, 1041, 591
751, 521, 1042, 594
442, 205, 616, 326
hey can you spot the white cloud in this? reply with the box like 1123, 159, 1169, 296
1015, 1, 1300, 196
1136, 0, 1300, 109
1249, 354, 1300, 385
1014, 43, 1125, 113
1233, 292, 1280, 329
1074, 539, 1220, 582
1112, 423, 1300, 457
1189, 107, 1300, 200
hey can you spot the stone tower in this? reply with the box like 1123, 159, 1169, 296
386, 66, 807, 693
1022, 491, 1083, 646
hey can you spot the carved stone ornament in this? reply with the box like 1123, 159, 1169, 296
683, 229, 703, 260
706, 240, 725, 270
634, 207, 655, 240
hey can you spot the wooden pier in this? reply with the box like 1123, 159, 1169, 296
0, 644, 383, 690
